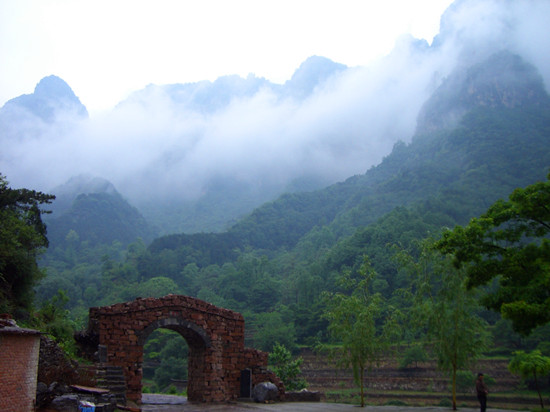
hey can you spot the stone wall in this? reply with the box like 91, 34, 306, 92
38, 335, 80, 385
86, 294, 283, 403
0, 319, 41, 412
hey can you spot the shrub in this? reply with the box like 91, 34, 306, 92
455, 370, 475, 393
268, 342, 307, 391
439, 398, 452, 407
385, 400, 408, 406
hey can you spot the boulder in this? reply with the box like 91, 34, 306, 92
252, 381, 278, 403
50, 393, 79, 411
36, 382, 50, 408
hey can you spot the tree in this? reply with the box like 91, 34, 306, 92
268, 342, 307, 391
251, 312, 297, 352
398, 242, 491, 410
508, 350, 550, 409
399, 344, 428, 369
0, 175, 55, 315
322, 256, 398, 407
32, 290, 77, 355
435, 174, 550, 335
144, 329, 189, 392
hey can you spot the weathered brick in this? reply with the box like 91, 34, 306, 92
87, 294, 283, 403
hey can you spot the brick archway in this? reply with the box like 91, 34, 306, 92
86, 295, 283, 403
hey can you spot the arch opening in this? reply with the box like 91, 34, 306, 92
143, 329, 188, 394
137, 317, 211, 347
137, 317, 211, 401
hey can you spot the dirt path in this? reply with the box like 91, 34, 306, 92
140, 394, 523, 412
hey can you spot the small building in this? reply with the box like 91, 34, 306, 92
0, 316, 41, 412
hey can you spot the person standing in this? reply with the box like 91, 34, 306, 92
476, 372, 488, 412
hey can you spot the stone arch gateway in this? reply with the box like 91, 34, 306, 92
83, 295, 283, 403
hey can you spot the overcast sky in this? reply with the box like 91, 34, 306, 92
0, 0, 453, 113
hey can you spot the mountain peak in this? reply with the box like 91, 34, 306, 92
416, 51, 550, 133
34, 75, 78, 100
2, 75, 88, 122
284, 56, 347, 98
49, 175, 118, 216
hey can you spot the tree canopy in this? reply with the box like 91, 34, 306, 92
397, 242, 491, 410
435, 173, 550, 335
0, 174, 55, 315
508, 350, 550, 409
322, 257, 399, 407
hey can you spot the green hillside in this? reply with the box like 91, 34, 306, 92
33, 52, 547, 342
31, 51, 550, 393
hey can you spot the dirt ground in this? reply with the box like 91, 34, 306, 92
139, 394, 523, 412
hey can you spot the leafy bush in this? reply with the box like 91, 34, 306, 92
268, 342, 307, 391
385, 400, 408, 406
438, 398, 452, 407
399, 345, 428, 368
454, 370, 475, 393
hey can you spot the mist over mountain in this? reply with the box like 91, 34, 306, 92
1, 0, 549, 234
416, 51, 550, 133
48, 175, 119, 216
145, 50, 550, 269
120, 56, 347, 115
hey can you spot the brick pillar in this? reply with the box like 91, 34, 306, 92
0, 328, 41, 412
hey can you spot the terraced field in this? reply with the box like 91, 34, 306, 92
297, 349, 544, 410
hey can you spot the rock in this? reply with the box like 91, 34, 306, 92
49, 381, 70, 396
252, 381, 278, 403
36, 382, 50, 408
39, 336, 79, 385
50, 393, 79, 411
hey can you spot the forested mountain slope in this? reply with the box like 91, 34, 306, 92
36, 51, 550, 353
149, 51, 550, 258
46, 190, 156, 249
120, 51, 550, 350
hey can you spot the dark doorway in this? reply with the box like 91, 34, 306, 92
240, 369, 251, 398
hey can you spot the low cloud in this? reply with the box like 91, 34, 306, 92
1, 0, 549, 212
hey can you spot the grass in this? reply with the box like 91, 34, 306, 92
321, 387, 545, 409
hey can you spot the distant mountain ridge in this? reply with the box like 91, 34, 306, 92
48, 175, 119, 216
46, 189, 157, 249
1, 75, 88, 123
35, 50, 550, 260
119, 55, 347, 112
145, 51, 550, 259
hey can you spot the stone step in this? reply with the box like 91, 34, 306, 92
88, 364, 127, 405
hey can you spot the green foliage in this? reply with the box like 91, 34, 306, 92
453, 370, 475, 394
322, 256, 400, 407
399, 345, 428, 369
46, 191, 156, 248
32, 94, 550, 371
0, 175, 54, 316
385, 400, 408, 406
438, 398, 453, 407
268, 343, 307, 391
136, 277, 180, 298
398, 241, 491, 410
508, 350, 550, 409
154, 356, 187, 392
436, 173, 550, 335
250, 311, 297, 352
30, 290, 77, 356
143, 329, 188, 392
